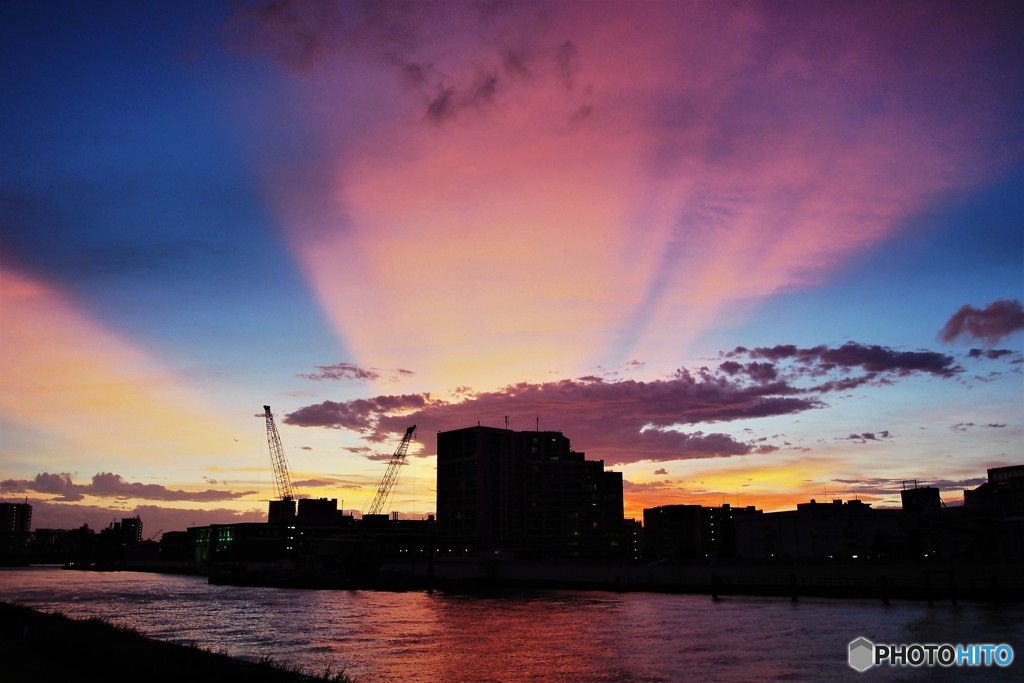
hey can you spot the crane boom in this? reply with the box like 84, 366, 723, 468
367, 425, 416, 516
263, 405, 296, 500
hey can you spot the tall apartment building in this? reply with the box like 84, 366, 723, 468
436, 425, 624, 559
0, 501, 33, 563
964, 465, 1024, 518
964, 465, 1024, 560
0, 502, 32, 534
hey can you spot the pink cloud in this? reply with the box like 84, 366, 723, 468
287, 374, 799, 464
731, 343, 960, 379
285, 394, 437, 434
284, 339, 970, 464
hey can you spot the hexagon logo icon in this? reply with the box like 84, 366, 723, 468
849, 637, 875, 672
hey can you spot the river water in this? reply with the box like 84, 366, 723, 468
1, 566, 1021, 681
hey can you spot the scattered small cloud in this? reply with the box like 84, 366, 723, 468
568, 103, 594, 124
227, 1, 590, 126
968, 348, 1017, 360
292, 475, 367, 491
298, 362, 381, 382
950, 422, 1007, 432
940, 300, 1024, 345
291, 477, 360, 489
298, 362, 419, 384
363, 450, 402, 462
654, 468, 668, 475
622, 479, 691, 494
838, 431, 893, 443
425, 72, 501, 125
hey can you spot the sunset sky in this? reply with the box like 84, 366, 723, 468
2, 1, 1022, 536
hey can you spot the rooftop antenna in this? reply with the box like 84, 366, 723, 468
536, 417, 540, 432
505, 415, 509, 430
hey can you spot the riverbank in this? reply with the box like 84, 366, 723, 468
197, 556, 1024, 603
0, 602, 351, 682
401, 557, 1024, 603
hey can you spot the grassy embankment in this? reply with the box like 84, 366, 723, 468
0, 601, 351, 682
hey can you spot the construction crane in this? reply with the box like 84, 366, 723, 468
366, 425, 416, 516
263, 405, 296, 501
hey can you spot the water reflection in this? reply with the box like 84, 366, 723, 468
1, 568, 1021, 682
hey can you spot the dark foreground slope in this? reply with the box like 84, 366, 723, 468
0, 602, 350, 683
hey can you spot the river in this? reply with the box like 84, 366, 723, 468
1, 566, 1021, 681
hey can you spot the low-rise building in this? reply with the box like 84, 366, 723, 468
644, 504, 761, 561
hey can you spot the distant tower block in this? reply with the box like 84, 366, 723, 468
901, 481, 941, 517
0, 501, 32, 533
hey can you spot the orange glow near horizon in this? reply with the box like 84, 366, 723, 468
0, 267, 249, 472
618, 454, 901, 520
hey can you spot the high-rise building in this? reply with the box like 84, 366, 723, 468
268, 496, 297, 525
901, 483, 942, 518
0, 501, 33, 562
964, 465, 1024, 560
964, 465, 1024, 518
120, 516, 143, 544
0, 502, 32, 534
437, 425, 623, 559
